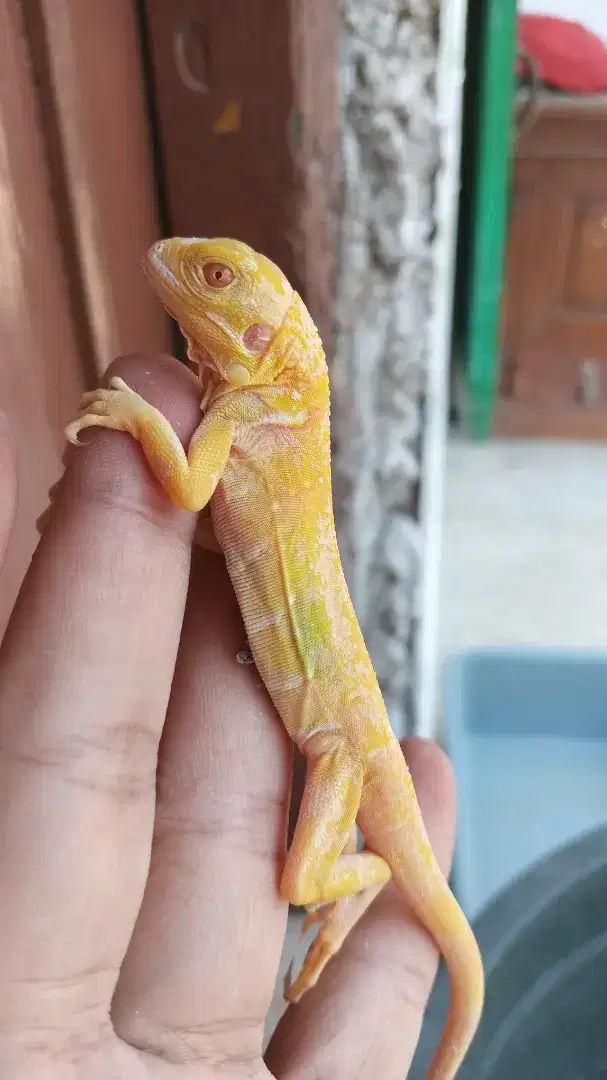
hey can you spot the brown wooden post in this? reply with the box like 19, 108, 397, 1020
140, 0, 341, 352
0, 0, 172, 634
23, 0, 172, 375
0, 0, 86, 634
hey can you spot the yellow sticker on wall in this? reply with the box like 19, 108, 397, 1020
213, 101, 241, 134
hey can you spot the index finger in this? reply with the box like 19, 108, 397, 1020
0, 354, 200, 1037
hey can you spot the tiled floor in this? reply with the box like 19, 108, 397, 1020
439, 438, 607, 656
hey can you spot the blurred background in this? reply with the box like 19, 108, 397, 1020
2, 1, 607, 1073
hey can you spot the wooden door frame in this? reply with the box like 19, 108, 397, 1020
0, 0, 170, 634
23, 0, 171, 375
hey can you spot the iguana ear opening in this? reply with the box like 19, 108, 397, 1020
243, 323, 274, 354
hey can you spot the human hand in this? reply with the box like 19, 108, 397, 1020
0, 354, 456, 1079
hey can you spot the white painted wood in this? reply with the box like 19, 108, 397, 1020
415, 0, 470, 739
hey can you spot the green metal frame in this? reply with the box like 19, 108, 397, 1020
464, 0, 518, 439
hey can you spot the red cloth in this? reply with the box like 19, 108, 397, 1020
518, 14, 607, 93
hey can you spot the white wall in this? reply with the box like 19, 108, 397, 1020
520, 0, 607, 44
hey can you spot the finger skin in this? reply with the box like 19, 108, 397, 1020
0, 355, 201, 1044
112, 548, 293, 1066
0, 357, 458, 1080
266, 738, 457, 1080
0, 410, 17, 569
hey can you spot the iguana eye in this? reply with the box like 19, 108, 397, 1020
203, 262, 235, 288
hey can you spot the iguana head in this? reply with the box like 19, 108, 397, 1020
144, 237, 294, 388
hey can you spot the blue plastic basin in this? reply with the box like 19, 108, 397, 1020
410, 826, 607, 1079
443, 647, 607, 918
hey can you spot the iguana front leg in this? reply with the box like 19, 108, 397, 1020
66, 377, 235, 513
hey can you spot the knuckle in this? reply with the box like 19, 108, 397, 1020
115, 1014, 261, 1066
0, 718, 158, 806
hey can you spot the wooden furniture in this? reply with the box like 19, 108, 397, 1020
497, 95, 607, 439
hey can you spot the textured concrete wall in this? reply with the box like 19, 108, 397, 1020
332, 0, 440, 735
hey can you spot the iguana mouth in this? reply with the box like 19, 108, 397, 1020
144, 240, 182, 296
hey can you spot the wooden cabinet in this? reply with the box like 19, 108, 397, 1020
498, 96, 607, 438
